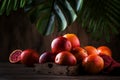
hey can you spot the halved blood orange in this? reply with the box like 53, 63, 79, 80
9, 49, 22, 63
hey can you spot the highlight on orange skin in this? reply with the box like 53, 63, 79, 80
51, 36, 72, 54
71, 47, 88, 63
82, 54, 104, 74
63, 33, 80, 48
97, 46, 112, 57
55, 51, 77, 66
84, 46, 99, 55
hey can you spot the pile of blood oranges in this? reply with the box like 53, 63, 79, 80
9, 33, 112, 74
38, 33, 113, 74
39, 33, 81, 66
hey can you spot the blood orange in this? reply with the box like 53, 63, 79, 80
51, 36, 72, 54
84, 46, 99, 55
71, 47, 88, 63
63, 33, 80, 48
97, 46, 112, 57
9, 49, 22, 63
82, 54, 104, 74
55, 51, 77, 66
20, 49, 40, 66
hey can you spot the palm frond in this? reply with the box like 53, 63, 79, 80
0, 0, 120, 42
26, 0, 83, 35
0, 0, 27, 16
78, 0, 120, 42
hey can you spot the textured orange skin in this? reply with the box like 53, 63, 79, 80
51, 36, 72, 54
63, 33, 80, 48
84, 46, 99, 55
71, 47, 88, 63
39, 52, 56, 64
82, 54, 104, 74
55, 51, 77, 66
97, 46, 112, 57
20, 49, 39, 66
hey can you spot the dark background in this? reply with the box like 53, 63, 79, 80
0, 9, 120, 62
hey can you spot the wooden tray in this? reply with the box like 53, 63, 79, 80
35, 62, 80, 75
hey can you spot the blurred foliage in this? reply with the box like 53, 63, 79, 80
0, 0, 120, 42
78, 0, 120, 42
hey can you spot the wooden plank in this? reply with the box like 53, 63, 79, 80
35, 62, 80, 75
0, 63, 120, 80
0, 63, 24, 67
1, 75, 120, 80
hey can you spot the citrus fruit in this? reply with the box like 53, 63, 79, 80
82, 54, 104, 74
71, 47, 88, 63
84, 46, 99, 55
9, 49, 22, 63
20, 49, 40, 66
51, 36, 72, 54
55, 51, 77, 66
39, 51, 56, 64
63, 33, 80, 48
97, 46, 112, 57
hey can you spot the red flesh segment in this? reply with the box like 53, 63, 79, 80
9, 50, 22, 63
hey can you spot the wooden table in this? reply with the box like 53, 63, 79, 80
0, 63, 120, 80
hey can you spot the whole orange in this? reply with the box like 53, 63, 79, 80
82, 54, 104, 74
71, 47, 88, 63
55, 51, 77, 66
51, 36, 72, 54
63, 33, 80, 48
21, 49, 40, 66
97, 46, 112, 57
84, 46, 99, 55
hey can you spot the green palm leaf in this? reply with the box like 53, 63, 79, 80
26, 0, 83, 35
0, 0, 120, 42
78, 0, 120, 42
0, 0, 27, 16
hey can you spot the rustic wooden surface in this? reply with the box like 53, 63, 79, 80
0, 63, 120, 80
35, 62, 80, 75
